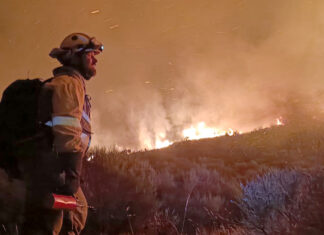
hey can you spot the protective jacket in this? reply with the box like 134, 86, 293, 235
45, 66, 91, 153
44, 66, 91, 195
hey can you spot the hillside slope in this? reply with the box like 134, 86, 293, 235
82, 119, 324, 234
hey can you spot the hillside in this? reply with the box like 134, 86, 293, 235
81, 119, 324, 234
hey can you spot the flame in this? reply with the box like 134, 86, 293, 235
155, 139, 173, 149
154, 122, 235, 149
182, 122, 234, 140
141, 117, 284, 150
227, 128, 234, 136
276, 117, 284, 126
155, 132, 173, 149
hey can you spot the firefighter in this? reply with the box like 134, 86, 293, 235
22, 33, 103, 234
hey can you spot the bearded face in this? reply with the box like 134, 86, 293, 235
79, 51, 98, 80
60, 50, 98, 80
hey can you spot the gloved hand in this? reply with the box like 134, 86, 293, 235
57, 152, 83, 195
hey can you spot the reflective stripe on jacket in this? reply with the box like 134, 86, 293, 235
44, 66, 91, 153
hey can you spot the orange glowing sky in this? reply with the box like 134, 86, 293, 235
1, 0, 324, 149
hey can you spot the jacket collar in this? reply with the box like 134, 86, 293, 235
53, 66, 84, 79
53, 66, 86, 90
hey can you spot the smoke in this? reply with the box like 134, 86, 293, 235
91, 0, 324, 149
1, 0, 324, 149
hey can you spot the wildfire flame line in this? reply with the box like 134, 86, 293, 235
154, 122, 235, 149
154, 118, 284, 149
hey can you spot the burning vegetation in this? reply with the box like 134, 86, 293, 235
77, 115, 324, 234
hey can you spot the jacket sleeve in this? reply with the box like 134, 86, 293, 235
44, 75, 85, 153
44, 75, 85, 195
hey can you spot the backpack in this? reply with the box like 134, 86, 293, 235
0, 78, 52, 179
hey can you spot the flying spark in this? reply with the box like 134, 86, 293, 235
109, 24, 120, 30
90, 10, 100, 14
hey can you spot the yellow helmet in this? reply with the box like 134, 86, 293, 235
60, 32, 103, 54
49, 33, 103, 61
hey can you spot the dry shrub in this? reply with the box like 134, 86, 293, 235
82, 147, 241, 234
141, 209, 180, 235
238, 168, 324, 234
154, 166, 241, 234
0, 169, 25, 232
82, 147, 157, 234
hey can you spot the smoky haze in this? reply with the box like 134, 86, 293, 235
1, 0, 324, 149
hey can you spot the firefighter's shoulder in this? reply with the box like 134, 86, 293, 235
45, 74, 84, 94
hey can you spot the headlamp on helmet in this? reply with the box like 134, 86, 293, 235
83, 37, 104, 54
